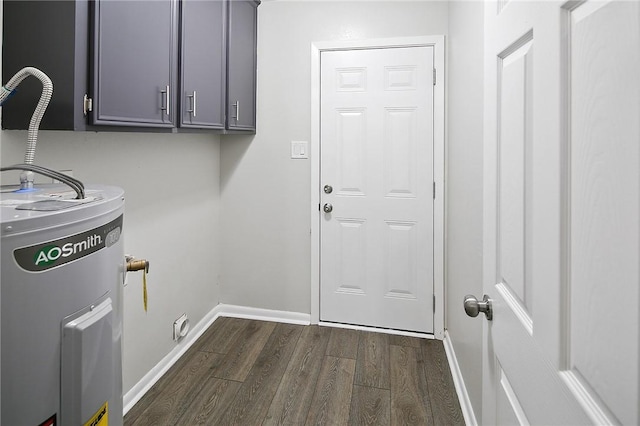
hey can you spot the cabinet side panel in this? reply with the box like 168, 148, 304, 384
73, 0, 89, 131
2, 1, 77, 130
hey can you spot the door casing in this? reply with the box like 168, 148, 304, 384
310, 36, 446, 339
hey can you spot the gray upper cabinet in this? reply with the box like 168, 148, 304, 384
180, 0, 226, 129
226, 0, 259, 132
92, 0, 178, 128
181, 0, 259, 132
1, 0, 258, 133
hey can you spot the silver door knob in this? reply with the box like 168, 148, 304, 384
323, 203, 333, 213
464, 294, 493, 321
324, 185, 333, 194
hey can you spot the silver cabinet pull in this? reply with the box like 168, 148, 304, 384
187, 91, 197, 117
233, 101, 240, 121
166, 85, 170, 116
161, 85, 170, 116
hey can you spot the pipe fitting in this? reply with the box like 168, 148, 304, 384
19, 171, 34, 190
126, 259, 149, 273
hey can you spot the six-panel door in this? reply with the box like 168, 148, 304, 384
320, 46, 435, 333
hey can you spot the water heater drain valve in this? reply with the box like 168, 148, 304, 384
126, 256, 149, 273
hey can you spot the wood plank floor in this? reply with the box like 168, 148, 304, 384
124, 317, 464, 426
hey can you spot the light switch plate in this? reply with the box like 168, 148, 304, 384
291, 141, 309, 159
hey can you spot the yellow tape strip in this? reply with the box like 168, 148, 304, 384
143, 269, 148, 312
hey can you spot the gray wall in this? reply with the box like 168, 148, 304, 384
220, 0, 484, 418
1, 1, 486, 419
220, 0, 449, 313
0, 130, 222, 393
446, 1, 484, 420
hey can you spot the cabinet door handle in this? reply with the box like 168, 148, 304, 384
161, 85, 170, 116
187, 91, 197, 117
166, 85, 170, 116
233, 101, 240, 122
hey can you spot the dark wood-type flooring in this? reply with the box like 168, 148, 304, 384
124, 317, 464, 425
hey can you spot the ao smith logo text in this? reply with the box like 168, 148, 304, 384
35, 234, 103, 266
14, 215, 123, 272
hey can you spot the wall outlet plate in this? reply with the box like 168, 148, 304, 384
173, 313, 189, 341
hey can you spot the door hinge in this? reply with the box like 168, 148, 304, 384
433, 68, 437, 86
433, 182, 436, 200
433, 294, 436, 310
83, 94, 93, 116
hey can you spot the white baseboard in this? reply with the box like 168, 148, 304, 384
122, 304, 310, 415
122, 304, 224, 414
218, 303, 311, 325
443, 330, 478, 426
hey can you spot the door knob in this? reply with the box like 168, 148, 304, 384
464, 294, 493, 320
323, 203, 333, 213
324, 185, 333, 194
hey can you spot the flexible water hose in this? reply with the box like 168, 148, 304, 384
0, 67, 53, 165
0, 164, 85, 199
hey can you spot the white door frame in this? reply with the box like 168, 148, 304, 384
310, 36, 446, 339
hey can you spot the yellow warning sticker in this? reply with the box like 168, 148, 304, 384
84, 401, 108, 426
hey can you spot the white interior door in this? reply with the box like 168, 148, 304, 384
481, 0, 639, 424
319, 46, 435, 333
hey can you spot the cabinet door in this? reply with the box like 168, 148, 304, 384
226, 0, 258, 132
180, 0, 226, 129
92, 0, 177, 127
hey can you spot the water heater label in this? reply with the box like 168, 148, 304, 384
84, 401, 108, 426
14, 215, 123, 272
38, 414, 56, 426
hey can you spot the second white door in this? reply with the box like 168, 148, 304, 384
320, 46, 435, 333
481, 0, 640, 424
